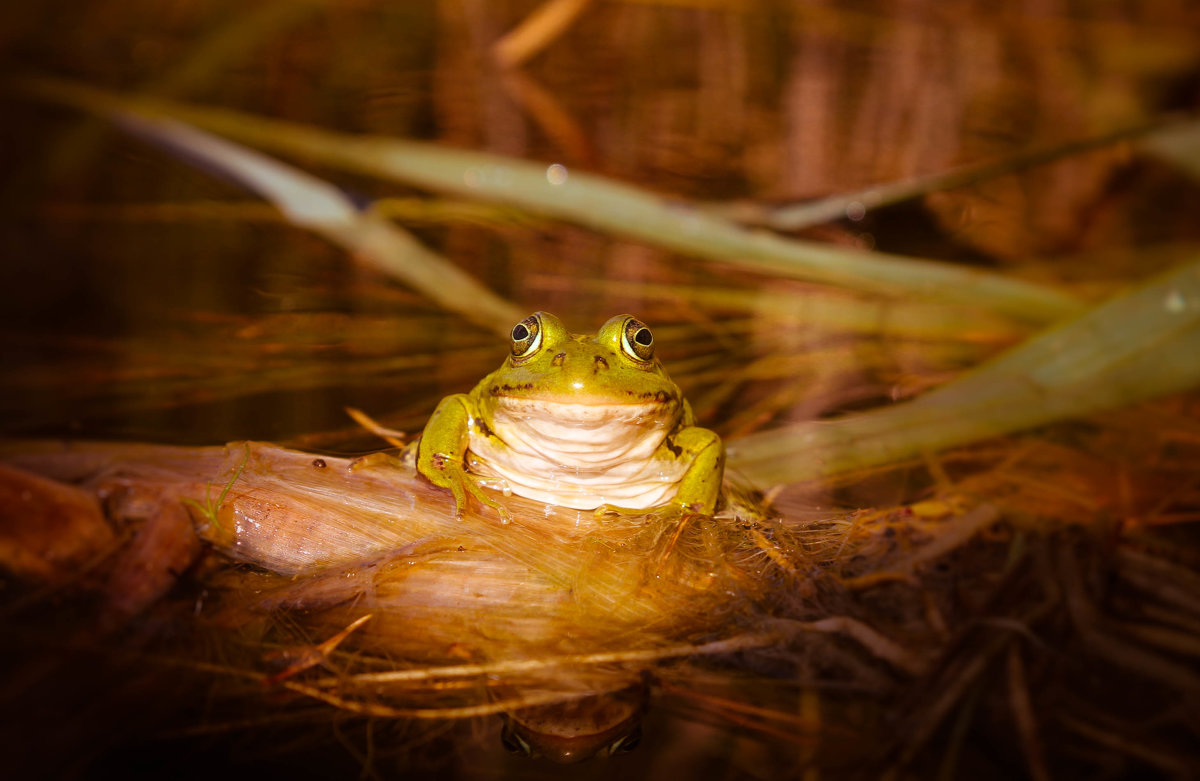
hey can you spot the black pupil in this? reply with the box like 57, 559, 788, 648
512, 324, 529, 341
634, 328, 652, 346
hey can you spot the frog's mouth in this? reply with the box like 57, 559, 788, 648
480, 396, 681, 472
490, 396, 678, 442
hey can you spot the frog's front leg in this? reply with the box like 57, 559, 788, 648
593, 426, 725, 520
671, 426, 724, 516
416, 394, 507, 520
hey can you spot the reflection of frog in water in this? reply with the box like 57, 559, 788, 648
500, 682, 647, 764
414, 311, 725, 518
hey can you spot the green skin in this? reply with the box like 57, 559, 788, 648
415, 312, 724, 519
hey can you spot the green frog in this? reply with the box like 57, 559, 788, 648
415, 312, 724, 518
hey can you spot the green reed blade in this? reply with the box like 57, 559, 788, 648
727, 259, 1200, 485
65, 104, 524, 336
13, 77, 1082, 324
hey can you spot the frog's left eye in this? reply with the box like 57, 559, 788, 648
621, 318, 654, 362
607, 725, 642, 755
511, 315, 542, 358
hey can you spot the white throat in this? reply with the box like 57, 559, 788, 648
467, 397, 687, 510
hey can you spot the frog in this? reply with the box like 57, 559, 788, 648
413, 312, 724, 519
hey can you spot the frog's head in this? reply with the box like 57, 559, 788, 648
476, 312, 685, 433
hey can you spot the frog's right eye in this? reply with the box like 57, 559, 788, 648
511, 315, 542, 358
500, 726, 534, 756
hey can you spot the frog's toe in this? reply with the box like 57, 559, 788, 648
465, 480, 511, 523
433, 479, 466, 520
349, 451, 404, 472
593, 503, 652, 520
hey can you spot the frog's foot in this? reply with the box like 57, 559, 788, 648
348, 451, 406, 472
592, 502, 656, 520
427, 463, 511, 524
461, 477, 512, 524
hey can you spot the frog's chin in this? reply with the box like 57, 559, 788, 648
468, 395, 689, 508
490, 395, 676, 429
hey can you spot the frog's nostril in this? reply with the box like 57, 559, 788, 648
552, 352, 566, 367
593, 355, 609, 373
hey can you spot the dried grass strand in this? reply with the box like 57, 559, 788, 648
320, 633, 778, 687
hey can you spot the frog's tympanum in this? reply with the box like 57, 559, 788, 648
415, 312, 724, 517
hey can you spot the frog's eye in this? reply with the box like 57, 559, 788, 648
500, 726, 533, 756
607, 726, 642, 755
510, 315, 542, 358
621, 318, 654, 362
